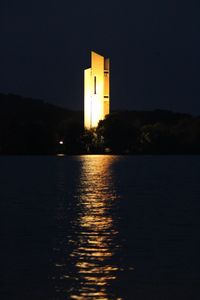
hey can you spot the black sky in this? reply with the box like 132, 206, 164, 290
0, 0, 200, 113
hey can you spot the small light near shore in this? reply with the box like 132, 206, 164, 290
59, 140, 64, 145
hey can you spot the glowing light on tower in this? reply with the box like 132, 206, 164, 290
84, 51, 110, 129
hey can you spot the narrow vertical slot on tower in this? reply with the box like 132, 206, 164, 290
94, 76, 96, 94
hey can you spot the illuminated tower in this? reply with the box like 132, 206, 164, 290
84, 51, 110, 129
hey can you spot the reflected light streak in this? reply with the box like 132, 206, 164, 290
70, 155, 120, 300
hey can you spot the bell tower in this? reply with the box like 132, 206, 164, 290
84, 51, 110, 129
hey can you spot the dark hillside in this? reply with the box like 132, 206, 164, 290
0, 93, 83, 154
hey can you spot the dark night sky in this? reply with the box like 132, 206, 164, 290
0, 0, 200, 113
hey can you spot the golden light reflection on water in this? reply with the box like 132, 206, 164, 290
70, 155, 121, 300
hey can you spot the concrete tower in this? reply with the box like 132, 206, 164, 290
84, 51, 110, 129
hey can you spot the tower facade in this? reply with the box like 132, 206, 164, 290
84, 51, 110, 129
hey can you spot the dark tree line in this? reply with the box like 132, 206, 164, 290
1, 93, 200, 154
95, 111, 200, 154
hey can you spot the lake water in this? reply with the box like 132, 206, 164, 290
1, 155, 200, 300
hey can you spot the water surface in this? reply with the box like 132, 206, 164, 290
1, 155, 200, 299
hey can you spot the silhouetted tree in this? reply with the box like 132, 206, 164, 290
97, 114, 139, 153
